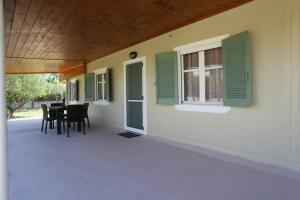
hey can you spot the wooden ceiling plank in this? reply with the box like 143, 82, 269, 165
4, 0, 16, 53
19, 0, 64, 57
31, 2, 82, 59
12, 0, 46, 57
35, 7, 96, 59
6, 57, 62, 74
58, 61, 84, 72
86, 0, 253, 62
22, 0, 73, 58
37, 0, 138, 60
16, 0, 57, 58
42, 1, 152, 60
6, 0, 32, 56
70, 4, 181, 61
59, 63, 86, 82
30, 0, 83, 59
12, 58, 23, 73
44, 0, 199, 61
6, 56, 82, 62
44, 1, 112, 60
4, 0, 253, 73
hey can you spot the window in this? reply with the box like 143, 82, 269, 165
95, 73, 107, 101
176, 35, 228, 105
69, 80, 79, 102
181, 47, 223, 104
94, 68, 109, 104
156, 32, 250, 113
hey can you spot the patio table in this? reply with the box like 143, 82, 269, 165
49, 105, 84, 135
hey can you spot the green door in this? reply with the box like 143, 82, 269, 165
126, 61, 144, 132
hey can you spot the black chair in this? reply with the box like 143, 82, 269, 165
84, 103, 90, 128
65, 105, 85, 137
49, 109, 56, 129
49, 103, 64, 129
41, 104, 53, 134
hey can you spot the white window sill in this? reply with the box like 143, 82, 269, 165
175, 104, 230, 114
93, 100, 109, 106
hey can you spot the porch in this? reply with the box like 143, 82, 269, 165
8, 118, 300, 200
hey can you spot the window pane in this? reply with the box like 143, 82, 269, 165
71, 83, 76, 101
184, 71, 200, 102
205, 47, 222, 67
183, 52, 198, 70
103, 73, 107, 83
73, 84, 77, 100
103, 83, 107, 100
205, 68, 223, 102
103, 73, 107, 100
97, 82, 103, 100
97, 74, 102, 82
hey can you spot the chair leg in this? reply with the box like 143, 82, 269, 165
82, 120, 85, 135
45, 120, 48, 134
63, 120, 65, 132
87, 117, 90, 128
67, 122, 70, 137
41, 120, 44, 132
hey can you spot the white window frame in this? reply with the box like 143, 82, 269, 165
93, 68, 109, 106
174, 34, 231, 114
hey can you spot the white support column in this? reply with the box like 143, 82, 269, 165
0, 0, 8, 199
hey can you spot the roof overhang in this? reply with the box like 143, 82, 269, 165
4, 0, 253, 76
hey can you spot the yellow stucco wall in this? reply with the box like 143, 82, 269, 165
84, 0, 300, 171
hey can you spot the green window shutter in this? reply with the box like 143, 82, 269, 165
66, 81, 71, 101
155, 51, 178, 105
75, 80, 79, 101
85, 73, 95, 101
222, 31, 252, 107
105, 68, 113, 101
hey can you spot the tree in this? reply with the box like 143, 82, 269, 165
6, 74, 63, 119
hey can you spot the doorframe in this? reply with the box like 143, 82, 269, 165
123, 57, 147, 135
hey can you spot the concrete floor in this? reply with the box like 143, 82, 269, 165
8, 118, 300, 200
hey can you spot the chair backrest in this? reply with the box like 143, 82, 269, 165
41, 104, 48, 119
84, 103, 89, 116
67, 105, 84, 122
51, 103, 63, 107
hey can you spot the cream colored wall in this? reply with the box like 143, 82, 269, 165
85, 0, 300, 171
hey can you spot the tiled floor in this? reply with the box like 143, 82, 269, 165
8, 118, 300, 200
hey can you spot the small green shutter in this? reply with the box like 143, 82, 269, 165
66, 81, 71, 101
222, 31, 252, 107
155, 51, 178, 104
105, 68, 113, 101
85, 73, 95, 101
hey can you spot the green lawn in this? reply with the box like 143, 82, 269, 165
14, 108, 42, 119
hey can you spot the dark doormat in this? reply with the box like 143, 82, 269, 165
118, 131, 141, 138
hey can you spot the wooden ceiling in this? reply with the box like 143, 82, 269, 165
4, 0, 252, 74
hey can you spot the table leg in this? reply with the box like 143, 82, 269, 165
56, 110, 61, 135
77, 120, 81, 132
